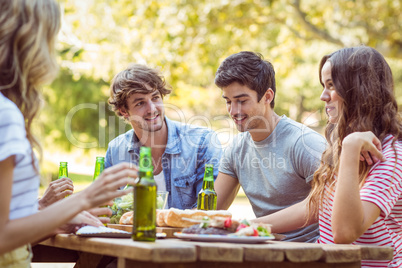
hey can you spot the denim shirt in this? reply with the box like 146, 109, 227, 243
105, 117, 222, 209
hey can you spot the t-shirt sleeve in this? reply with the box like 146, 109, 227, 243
218, 143, 237, 178
360, 157, 402, 217
0, 107, 28, 162
293, 131, 327, 184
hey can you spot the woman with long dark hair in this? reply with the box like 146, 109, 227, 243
254, 46, 402, 267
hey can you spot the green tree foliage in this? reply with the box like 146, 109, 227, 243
42, 0, 401, 151
42, 68, 125, 151
289, 0, 402, 59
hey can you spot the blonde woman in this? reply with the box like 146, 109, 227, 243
254, 46, 402, 267
0, 0, 137, 266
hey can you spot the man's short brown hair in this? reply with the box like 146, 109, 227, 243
108, 64, 172, 117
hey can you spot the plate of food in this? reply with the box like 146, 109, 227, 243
173, 217, 276, 244
174, 232, 275, 244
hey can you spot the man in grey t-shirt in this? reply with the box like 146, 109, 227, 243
214, 51, 326, 242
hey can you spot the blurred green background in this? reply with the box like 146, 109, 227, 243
38, 0, 402, 189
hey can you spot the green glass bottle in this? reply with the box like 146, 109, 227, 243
132, 147, 157, 242
92, 157, 107, 221
93, 156, 105, 181
197, 164, 217, 210
58, 162, 68, 179
58, 162, 69, 198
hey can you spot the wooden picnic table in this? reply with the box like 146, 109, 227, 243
32, 234, 393, 268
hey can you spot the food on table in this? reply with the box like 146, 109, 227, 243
182, 217, 239, 235
163, 208, 232, 228
183, 224, 232, 235
156, 209, 169, 227
109, 193, 133, 224
116, 208, 232, 228
108, 191, 167, 224
119, 211, 133, 225
182, 218, 272, 237
119, 209, 170, 227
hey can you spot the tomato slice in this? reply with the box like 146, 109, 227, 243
224, 218, 232, 228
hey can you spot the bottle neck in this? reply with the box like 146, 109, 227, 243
93, 162, 105, 180
59, 162, 68, 178
202, 180, 214, 190
59, 169, 68, 178
139, 147, 154, 182
203, 166, 213, 181
139, 169, 155, 181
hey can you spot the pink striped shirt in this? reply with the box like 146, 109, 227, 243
317, 135, 402, 268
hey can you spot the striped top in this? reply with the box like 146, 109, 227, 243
318, 135, 402, 268
0, 92, 39, 220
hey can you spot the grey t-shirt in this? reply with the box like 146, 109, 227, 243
219, 115, 326, 242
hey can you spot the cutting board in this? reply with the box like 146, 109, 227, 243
107, 224, 182, 238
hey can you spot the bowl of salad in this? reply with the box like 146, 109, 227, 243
108, 190, 168, 224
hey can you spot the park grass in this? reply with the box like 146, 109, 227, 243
68, 173, 93, 183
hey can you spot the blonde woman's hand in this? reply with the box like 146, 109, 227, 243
55, 211, 103, 234
79, 162, 138, 210
87, 201, 114, 224
343, 131, 385, 165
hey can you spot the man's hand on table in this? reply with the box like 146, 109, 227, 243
38, 177, 74, 210
39, 177, 116, 225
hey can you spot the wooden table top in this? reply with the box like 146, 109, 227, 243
38, 234, 393, 265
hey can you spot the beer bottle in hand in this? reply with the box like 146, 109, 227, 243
93, 156, 105, 181
58, 162, 68, 179
58, 161, 69, 198
197, 164, 217, 210
132, 147, 157, 241
92, 157, 107, 222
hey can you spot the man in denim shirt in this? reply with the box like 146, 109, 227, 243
105, 64, 221, 209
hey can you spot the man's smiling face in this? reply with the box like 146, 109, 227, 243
121, 86, 165, 132
222, 82, 269, 132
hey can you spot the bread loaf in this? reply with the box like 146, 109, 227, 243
163, 208, 232, 228
118, 208, 232, 228
156, 209, 169, 227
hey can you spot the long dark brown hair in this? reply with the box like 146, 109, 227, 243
307, 46, 402, 219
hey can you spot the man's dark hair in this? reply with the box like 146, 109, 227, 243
215, 51, 276, 108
